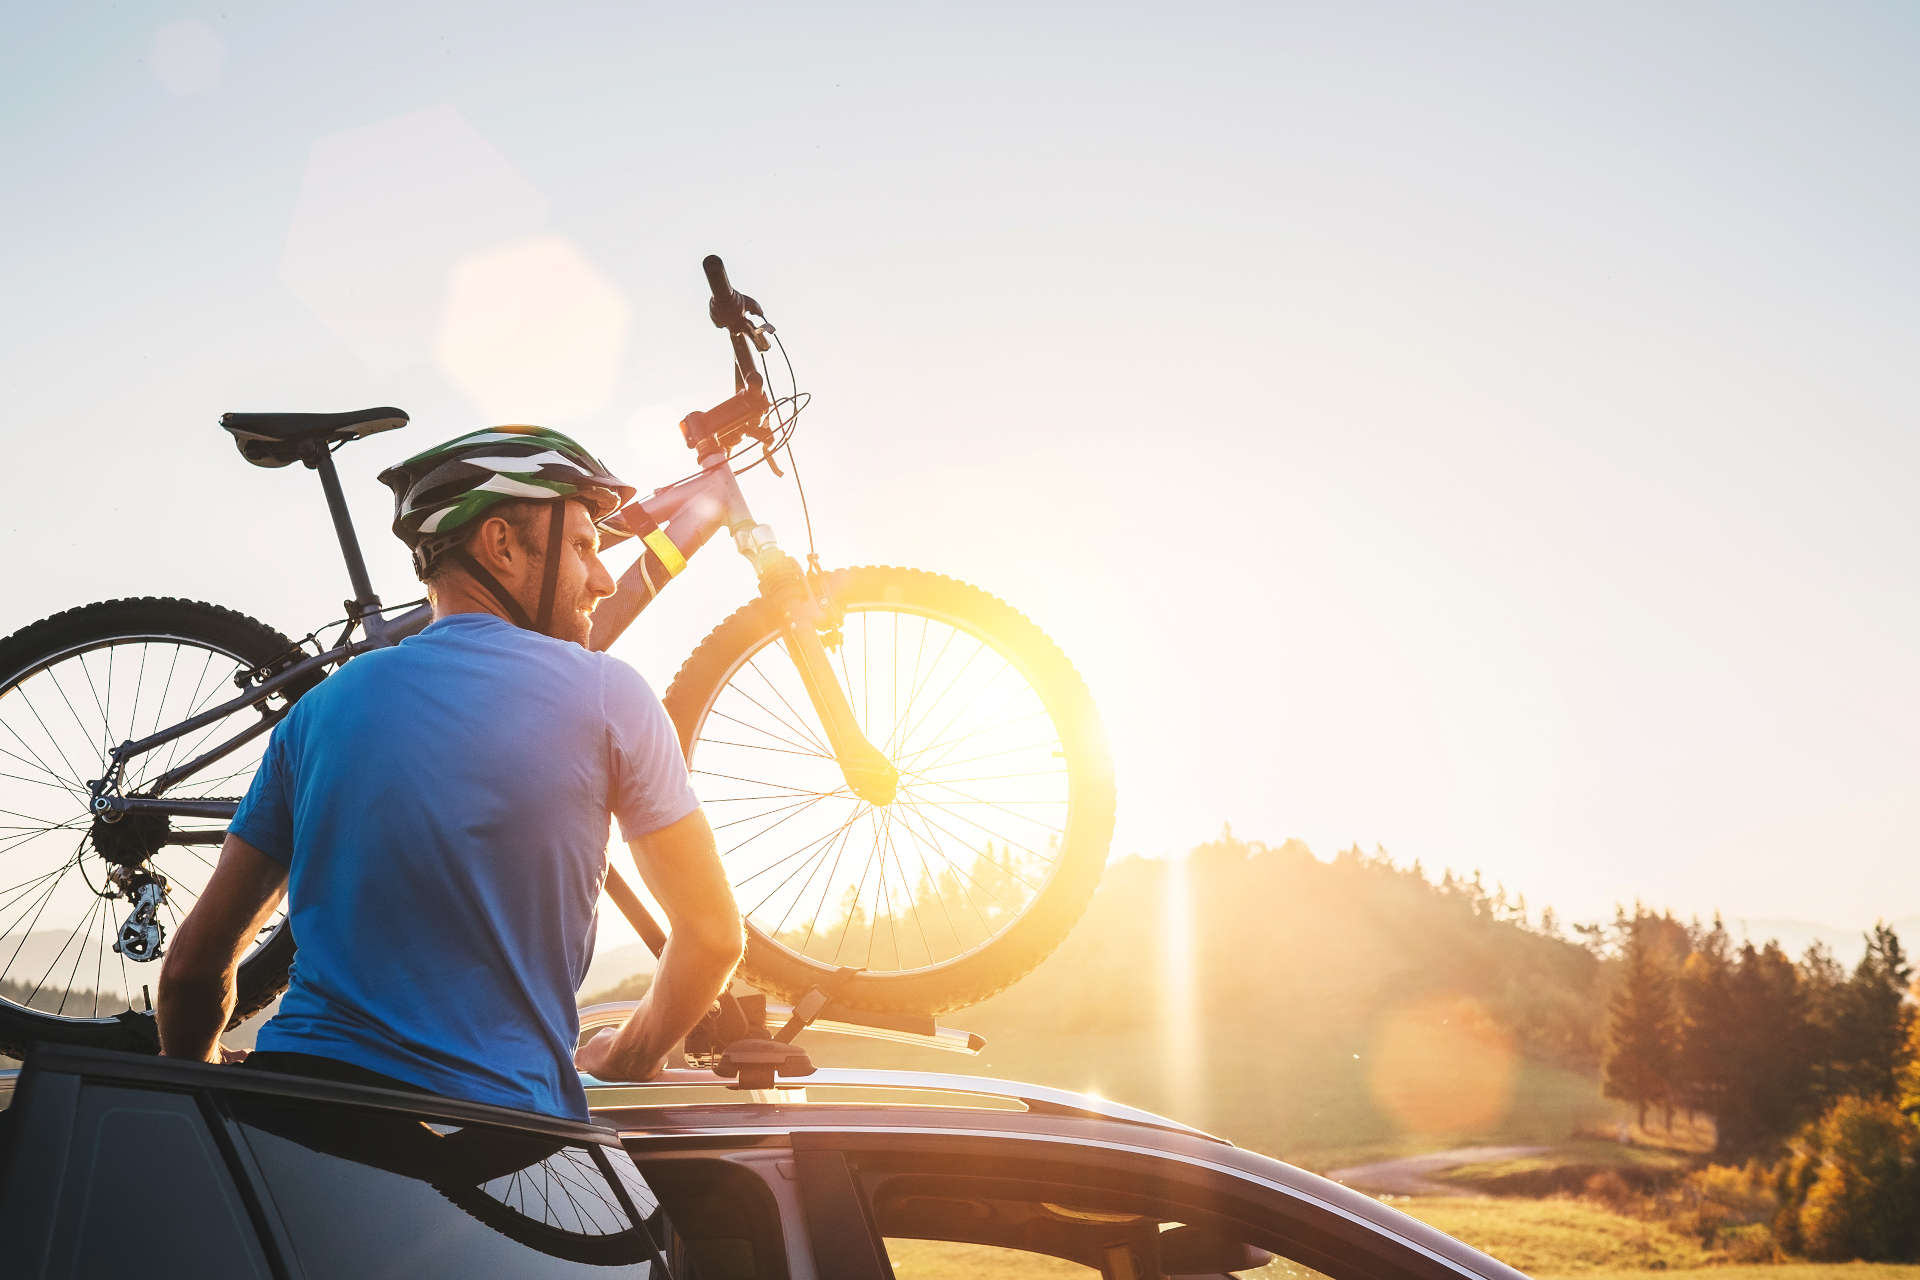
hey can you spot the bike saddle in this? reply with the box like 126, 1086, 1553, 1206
221, 406, 409, 468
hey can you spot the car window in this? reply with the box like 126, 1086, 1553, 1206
855, 1152, 1354, 1280
52, 1084, 271, 1278
635, 1155, 791, 1280
230, 1093, 669, 1277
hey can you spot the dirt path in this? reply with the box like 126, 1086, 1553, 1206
1325, 1145, 1550, 1196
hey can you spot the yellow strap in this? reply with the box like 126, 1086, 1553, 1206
642, 528, 687, 576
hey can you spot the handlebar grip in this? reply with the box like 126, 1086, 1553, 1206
702, 254, 734, 304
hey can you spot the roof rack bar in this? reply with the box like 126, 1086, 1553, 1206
579, 1066, 1224, 1143
577, 1000, 984, 1056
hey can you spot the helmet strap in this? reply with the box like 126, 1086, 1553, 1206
449, 546, 533, 630
534, 500, 567, 636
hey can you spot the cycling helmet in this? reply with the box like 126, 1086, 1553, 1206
378, 425, 636, 633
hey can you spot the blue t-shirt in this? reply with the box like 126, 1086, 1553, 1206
230, 612, 699, 1119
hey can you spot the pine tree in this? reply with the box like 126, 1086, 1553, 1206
1830, 924, 1915, 1103
1604, 915, 1678, 1128
1720, 941, 1812, 1150
1676, 915, 1735, 1134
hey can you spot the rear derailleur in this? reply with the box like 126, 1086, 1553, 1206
105, 865, 172, 963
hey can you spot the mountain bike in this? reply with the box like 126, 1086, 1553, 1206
0, 256, 1115, 1057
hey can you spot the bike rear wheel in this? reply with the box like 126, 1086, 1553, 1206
0, 597, 304, 1056
659, 566, 1114, 1014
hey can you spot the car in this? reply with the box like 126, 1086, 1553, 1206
0, 1035, 1529, 1280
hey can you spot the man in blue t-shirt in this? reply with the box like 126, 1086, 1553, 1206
156, 426, 743, 1119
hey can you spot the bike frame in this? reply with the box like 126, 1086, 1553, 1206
89, 432, 886, 840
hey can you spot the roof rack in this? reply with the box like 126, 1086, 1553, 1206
581, 1066, 1225, 1143
578, 999, 985, 1057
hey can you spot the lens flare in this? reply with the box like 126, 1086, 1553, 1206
1366, 994, 1516, 1137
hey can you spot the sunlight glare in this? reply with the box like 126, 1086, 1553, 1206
1160, 849, 1200, 1124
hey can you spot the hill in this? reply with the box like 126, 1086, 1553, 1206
773, 832, 1626, 1167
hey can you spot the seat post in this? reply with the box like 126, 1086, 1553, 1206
302, 443, 381, 616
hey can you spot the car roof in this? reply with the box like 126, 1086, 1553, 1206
587, 1068, 1528, 1280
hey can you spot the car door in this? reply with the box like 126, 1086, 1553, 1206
2, 1045, 682, 1279
788, 1127, 1520, 1280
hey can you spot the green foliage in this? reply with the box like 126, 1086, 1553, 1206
1773, 1095, 1920, 1261
1605, 917, 1677, 1128
1669, 1160, 1779, 1254
1825, 926, 1916, 1106
1601, 909, 1915, 1160
1897, 1016, 1920, 1118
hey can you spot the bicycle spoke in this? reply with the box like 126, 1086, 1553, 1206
720, 792, 841, 870
697, 737, 832, 760
692, 768, 839, 799
720, 683, 831, 760
882, 617, 948, 758
797, 813, 863, 956
743, 657, 833, 757
879, 810, 931, 967
28, 890, 97, 1009
894, 798, 1049, 894
148, 648, 219, 783
76, 650, 114, 763
710, 794, 819, 834
895, 730, 1062, 782
902, 767, 1067, 788
0, 730, 87, 799
0, 819, 89, 860
885, 801, 963, 950
765, 805, 868, 939
705, 707, 827, 757
0, 840, 82, 980
886, 800, 1000, 928
11, 685, 89, 793
0, 852, 82, 904
746, 806, 866, 916
906, 777, 1070, 828
893, 650, 1011, 767
46, 662, 106, 778
833, 841, 880, 967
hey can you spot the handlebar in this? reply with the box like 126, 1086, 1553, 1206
679, 254, 781, 458
703, 254, 770, 395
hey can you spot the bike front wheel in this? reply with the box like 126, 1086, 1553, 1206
660, 566, 1114, 1014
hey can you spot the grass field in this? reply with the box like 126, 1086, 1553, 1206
1396, 1196, 1711, 1272
1435, 1139, 1697, 1195
886, 1229, 1920, 1280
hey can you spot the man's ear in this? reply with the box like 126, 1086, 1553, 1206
468, 513, 521, 575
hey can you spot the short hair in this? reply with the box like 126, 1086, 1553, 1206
418, 499, 551, 585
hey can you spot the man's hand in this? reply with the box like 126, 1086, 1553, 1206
573, 1025, 667, 1082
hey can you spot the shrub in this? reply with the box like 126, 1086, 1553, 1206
1778, 1095, 1920, 1261
1716, 1223, 1779, 1263
1583, 1169, 1636, 1210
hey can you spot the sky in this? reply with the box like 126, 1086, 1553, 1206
3, 2, 1915, 938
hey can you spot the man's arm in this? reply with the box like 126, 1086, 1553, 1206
156, 834, 288, 1063
575, 808, 742, 1081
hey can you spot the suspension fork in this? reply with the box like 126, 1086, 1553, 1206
736, 526, 898, 806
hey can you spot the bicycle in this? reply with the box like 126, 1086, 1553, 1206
0, 256, 1115, 1057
